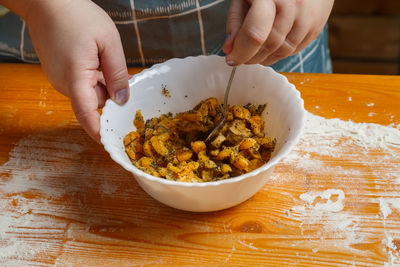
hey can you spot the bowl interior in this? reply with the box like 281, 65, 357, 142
100, 55, 305, 184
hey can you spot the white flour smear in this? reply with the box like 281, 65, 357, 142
272, 112, 400, 184
291, 189, 366, 246
299, 189, 345, 212
0, 130, 130, 265
379, 198, 400, 220
379, 197, 400, 266
1, 112, 400, 265
276, 112, 400, 265
304, 112, 400, 154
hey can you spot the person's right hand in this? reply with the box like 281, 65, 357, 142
222, 0, 334, 66
24, 0, 129, 142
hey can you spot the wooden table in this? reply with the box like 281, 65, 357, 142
1, 64, 400, 266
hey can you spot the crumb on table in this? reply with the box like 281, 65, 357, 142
162, 87, 171, 98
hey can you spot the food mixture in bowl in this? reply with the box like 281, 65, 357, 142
124, 97, 276, 182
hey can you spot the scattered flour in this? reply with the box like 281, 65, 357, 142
291, 189, 364, 247
293, 189, 357, 235
304, 113, 400, 151
383, 235, 397, 252
380, 202, 400, 266
280, 112, 400, 264
383, 234, 399, 267
299, 189, 345, 212
379, 198, 400, 220
1, 111, 400, 264
237, 240, 258, 250
276, 112, 400, 185
222, 246, 236, 264
1, 133, 85, 196
0, 130, 129, 264
100, 181, 118, 195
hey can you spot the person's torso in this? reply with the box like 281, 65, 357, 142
0, 0, 331, 73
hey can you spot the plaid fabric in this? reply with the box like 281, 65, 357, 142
0, 0, 331, 73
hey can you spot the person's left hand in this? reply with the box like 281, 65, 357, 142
222, 0, 334, 66
23, 0, 130, 143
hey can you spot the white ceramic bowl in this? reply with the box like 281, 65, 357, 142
100, 55, 305, 212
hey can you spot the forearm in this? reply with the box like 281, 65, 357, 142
0, 0, 34, 19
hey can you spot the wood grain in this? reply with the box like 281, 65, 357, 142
1, 64, 400, 266
328, 16, 400, 61
332, 0, 400, 16
332, 60, 398, 75
328, 0, 400, 75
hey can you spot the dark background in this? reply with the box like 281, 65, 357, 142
328, 0, 400, 75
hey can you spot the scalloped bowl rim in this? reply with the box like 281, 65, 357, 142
100, 55, 306, 188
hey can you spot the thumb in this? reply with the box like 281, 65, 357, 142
223, 0, 247, 56
98, 27, 130, 105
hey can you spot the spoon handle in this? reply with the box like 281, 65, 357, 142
223, 66, 236, 116
205, 66, 237, 142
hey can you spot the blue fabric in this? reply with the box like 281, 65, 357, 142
270, 24, 332, 73
0, 1, 331, 73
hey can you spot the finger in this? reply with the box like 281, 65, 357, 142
246, 0, 296, 64
226, 0, 275, 66
262, 8, 311, 65
94, 82, 108, 108
290, 0, 334, 56
260, 54, 281, 66
70, 73, 102, 143
292, 25, 324, 55
222, 0, 248, 55
94, 70, 108, 107
96, 69, 106, 85
97, 25, 129, 105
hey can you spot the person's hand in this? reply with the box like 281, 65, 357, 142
222, 0, 334, 66
24, 0, 129, 142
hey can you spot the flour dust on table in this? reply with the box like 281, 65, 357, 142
0, 112, 400, 265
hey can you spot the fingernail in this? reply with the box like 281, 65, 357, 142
224, 33, 231, 44
226, 59, 237, 66
115, 88, 128, 105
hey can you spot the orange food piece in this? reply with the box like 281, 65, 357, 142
123, 97, 276, 182
176, 150, 193, 162
134, 110, 145, 132
191, 141, 206, 154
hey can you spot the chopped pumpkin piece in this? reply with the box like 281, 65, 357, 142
231, 154, 250, 170
150, 134, 169, 156
249, 115, 264, 135
176, 149, 193, 162
216, 147, 232, 161
232, 105, 251, 120
123, 97, 275, 182
134, 110, 145, 132
137, 157, 152, 168
221, 164, 232, 174
191, 141, 206, 154
239, 138, 257, 150
124, 131, 140, 146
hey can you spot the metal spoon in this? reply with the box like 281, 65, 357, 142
205, 66, 237, 142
